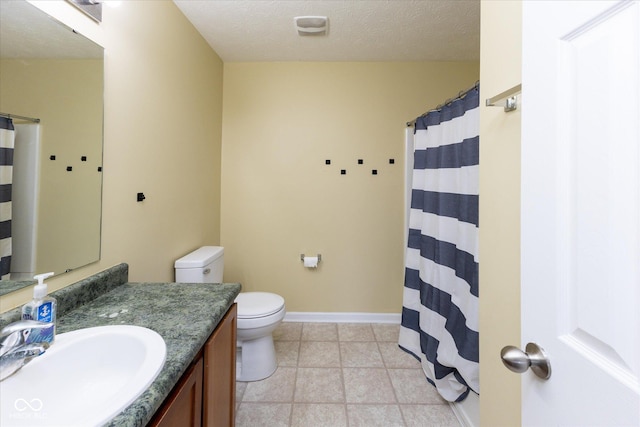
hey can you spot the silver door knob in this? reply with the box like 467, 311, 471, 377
500, 342, 551, 380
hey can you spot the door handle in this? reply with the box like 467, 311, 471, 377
500, 342, 551, 380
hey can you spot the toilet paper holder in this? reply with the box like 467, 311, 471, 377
300, 254, 322, 263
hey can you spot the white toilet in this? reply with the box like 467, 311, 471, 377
174, 246, 286, 382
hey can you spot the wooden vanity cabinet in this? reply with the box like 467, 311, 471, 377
150, 358, 204, 427
203, 303, 237, 427
149, 303, 237, 427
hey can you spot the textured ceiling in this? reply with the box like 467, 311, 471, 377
0, 0, 103, 59
173, 0, 480, 62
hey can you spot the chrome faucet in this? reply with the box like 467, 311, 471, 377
0, 320, 51, 381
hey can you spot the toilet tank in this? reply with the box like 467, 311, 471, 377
174, 246, 224, 283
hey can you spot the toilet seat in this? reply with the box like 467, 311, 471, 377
235, 292, 285, 319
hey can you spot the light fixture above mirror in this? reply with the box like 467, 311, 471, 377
66, 0, 102, 23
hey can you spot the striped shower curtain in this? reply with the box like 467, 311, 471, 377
0, 117, 15, 279
399, 85, 479, 402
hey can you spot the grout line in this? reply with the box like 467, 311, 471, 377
289, 368, 297, 427
338, 327, 348, 426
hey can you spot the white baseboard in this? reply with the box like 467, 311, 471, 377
450, 392, 479, 427
283, 312, 401, 324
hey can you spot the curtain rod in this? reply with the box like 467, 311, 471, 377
0, 112, 40, 123
406, 80, 479, 127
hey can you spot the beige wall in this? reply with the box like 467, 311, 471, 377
1, 4, 479, 319
221, 62, 479, 312
479, 1, 522, 425
0, 0, 223, 311
0, 59, 103, 276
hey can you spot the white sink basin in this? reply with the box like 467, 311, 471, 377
0, 325, 166, 427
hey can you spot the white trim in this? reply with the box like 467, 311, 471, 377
450, 392, 479, 427
283, 312, 401, 324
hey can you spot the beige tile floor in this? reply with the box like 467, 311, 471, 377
235, 322, 461, 427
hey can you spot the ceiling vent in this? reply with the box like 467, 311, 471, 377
294, 16, 328, 36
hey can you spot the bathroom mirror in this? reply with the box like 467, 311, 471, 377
0, 0, 104, 295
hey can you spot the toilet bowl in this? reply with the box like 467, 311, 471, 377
174, 246, 286, 382
235, 292, 286, 381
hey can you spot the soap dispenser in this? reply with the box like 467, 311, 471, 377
21, 272, 57, 344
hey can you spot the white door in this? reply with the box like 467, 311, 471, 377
520, 1, 640, 425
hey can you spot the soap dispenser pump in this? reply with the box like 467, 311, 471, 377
22, 272, 57, 344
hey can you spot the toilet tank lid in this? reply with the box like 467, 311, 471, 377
174, 246, 224, 269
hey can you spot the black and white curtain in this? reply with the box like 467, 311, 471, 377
0, 117, 15, 279
399, 85, 479, 402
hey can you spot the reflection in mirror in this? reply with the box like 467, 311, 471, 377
66, 0, 103, 23
0, 0, 104, 295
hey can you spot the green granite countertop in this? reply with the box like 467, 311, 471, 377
0, 268, 241, 427
61, 282, 242, 427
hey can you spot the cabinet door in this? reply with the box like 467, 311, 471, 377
203, 303, 237, 427
150, 358, 204, 427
